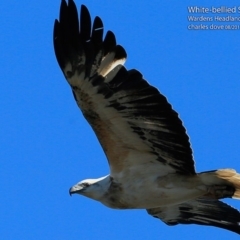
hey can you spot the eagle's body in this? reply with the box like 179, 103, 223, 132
54, 0, 240, 234
71, 174, 205, 209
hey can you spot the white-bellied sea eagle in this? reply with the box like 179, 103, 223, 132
53, 0, 240, 234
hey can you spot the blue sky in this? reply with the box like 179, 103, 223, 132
1, 0, 240, 239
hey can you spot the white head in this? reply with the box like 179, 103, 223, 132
69, 175, 111, 201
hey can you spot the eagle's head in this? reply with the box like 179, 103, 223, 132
69, 175, 110, 201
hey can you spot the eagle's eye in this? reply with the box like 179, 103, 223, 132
81, 182, 90, 188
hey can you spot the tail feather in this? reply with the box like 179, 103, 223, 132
199, 169, 240, 200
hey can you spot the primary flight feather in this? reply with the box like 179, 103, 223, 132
53, 0, 240, 234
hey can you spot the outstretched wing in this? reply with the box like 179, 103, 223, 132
53, 0, 195, 176
147, 199, 240, 234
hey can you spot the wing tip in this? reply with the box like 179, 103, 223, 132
54, 0, 128, 79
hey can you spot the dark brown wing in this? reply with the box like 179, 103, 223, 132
53, 0, 195, 176
147, 198, 240, 234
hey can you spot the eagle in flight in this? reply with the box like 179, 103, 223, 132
53, 0, 240, 234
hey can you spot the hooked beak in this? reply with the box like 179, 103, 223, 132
69, 184, 84, 196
